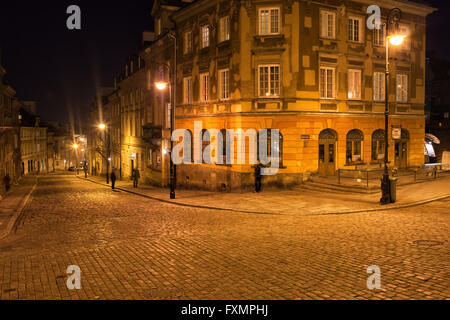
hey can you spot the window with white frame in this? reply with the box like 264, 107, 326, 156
259, 8, 280, 35
373, 23, 385, 46
200, 73, 210, 102
219, 16, 230, 42
258, 65, 280, 97
373, 72, 385, 101
201, 25, 210, 48
320, 11, 336, 39
396, 74, 408, 103
183, 77, 193, 104
184, 31, 193, 55
319, 67, 335, 99
348, 69, 361, 100
348, 16, 363, 42
219, 69, 230, 100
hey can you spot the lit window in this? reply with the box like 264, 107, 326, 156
373, 72, 385, 101
259, 8, 280, 35
348, 16, 363, 42
219, 16, 230, 42
373, 23, 385, 46
219, 69, 230, 100
396, 74, 408, 103
200, 73, 210, 102
258, 65, 280, 97
348, 69, 361, 100
183, 77, 193, 104
201, 25, 210, 48
320, 67, 335, 99
320, 11, 335, 39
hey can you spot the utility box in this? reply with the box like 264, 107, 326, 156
389, 177, 398, 203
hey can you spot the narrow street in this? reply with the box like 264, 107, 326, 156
0, 174, 448, 300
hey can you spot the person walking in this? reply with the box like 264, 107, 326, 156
133, 168, 140, 188
3, 174, 11, 192
110, 169, 117, 190
254, 161, 262, 193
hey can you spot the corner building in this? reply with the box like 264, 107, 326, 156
154, 0, 435, 191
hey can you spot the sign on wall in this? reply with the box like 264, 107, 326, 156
392, 127, 402, 140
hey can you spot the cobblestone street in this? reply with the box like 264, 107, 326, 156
0, 174, 448, 300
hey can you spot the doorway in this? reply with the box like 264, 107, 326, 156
394, 130, 409, 169
130, 159, 134, 179
318, 129, 338, 176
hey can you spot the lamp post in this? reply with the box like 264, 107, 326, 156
154, 32, 177, 199
72, 143, 79, 175
80, 137, 87, 178
155, 70, 176, 199
98, 123, 110, 184
380, 8, 406, 205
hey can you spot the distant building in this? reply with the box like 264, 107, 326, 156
0, 63, 21, 183
20, 114, 48, 175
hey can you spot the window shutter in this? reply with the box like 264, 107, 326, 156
321, 12, 327, 38
356, 71, 361, 99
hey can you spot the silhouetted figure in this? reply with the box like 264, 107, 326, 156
254, 161, 262, 193
133, 169, 140, 188
3, 174, 11, 192
110, 170, 117, 190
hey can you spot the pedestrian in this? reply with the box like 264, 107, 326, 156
254, 161, 262, 193
133, 168, 140, 188
3, 173, 11, 192
110, 169, 117, 190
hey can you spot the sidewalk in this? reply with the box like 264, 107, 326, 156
80, 174, 450, 216
0, 176, 37, 239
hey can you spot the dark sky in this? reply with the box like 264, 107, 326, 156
0, 0, 448, 126
0, 0, 155, 127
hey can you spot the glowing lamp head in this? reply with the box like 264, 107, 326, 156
155, 82, 168, 91
388, 34, 406, 46
99, 123, 106, 130
73, 144, 79, 149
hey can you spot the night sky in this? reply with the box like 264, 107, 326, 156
0, 0, 448, 127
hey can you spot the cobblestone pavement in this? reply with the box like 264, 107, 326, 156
0, 174, 448, 300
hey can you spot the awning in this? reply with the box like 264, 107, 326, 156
425, 133, 440, 144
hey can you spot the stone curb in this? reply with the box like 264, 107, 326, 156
0, 179, 37, 240
78, 176, 450, 216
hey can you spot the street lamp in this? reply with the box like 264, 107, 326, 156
98, 123, 110, 184
380, 8, 405, 205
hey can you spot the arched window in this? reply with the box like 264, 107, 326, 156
202, 129, 210, 164
184, 129, 193, 163
371, 129, 385, 161
258, 129, 283, 167
346, 129, 364, 164
220, 129, 228, 164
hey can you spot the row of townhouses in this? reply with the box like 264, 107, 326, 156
0, 58, 74, 187
86, 0, 435, 192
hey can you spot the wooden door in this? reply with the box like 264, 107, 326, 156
395, 141, 408, 169
319, 142, 336, 176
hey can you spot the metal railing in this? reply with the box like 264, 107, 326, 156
337, 165, 439, 188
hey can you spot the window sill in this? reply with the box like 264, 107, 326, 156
217, 40, 231, 48
254, 34, 284, 40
